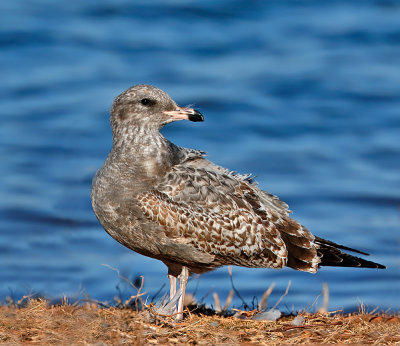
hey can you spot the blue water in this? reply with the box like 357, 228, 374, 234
1, 1, 399, 312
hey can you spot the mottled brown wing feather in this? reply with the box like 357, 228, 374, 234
137, 164, 321, 272
137, 190, 288, 268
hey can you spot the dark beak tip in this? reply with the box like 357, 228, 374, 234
188, 110, 204, 122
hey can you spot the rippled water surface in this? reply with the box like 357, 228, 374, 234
1, 1, 399, 312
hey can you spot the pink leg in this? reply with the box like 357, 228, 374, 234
177, 266, 189, 320
168, 274, 177, 301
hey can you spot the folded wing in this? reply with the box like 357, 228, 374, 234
137, 160, 320, 272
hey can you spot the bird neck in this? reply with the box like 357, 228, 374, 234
108, 126, 181, 183
112, 125, 164, 151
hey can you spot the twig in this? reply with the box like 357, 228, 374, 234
102, 264, 147, 309
369, 305, 379, 315
258, 283, 275, 311
102, 264, 138, 290
222, 290, 234, 312
270, 280, 291, 311
270, 321, 343, 332
176, 319, 202, 332
124, 291, 148, 308
17, 294, 34, 306
318, 283, 329, 313
134, 275, 145, 310
227, 266, 248, 309
213, 293, 221, 313
358, 299, 366, 315
305, 292, 321, 313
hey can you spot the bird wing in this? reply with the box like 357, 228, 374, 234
137, 161, 319, 271
184, 156, 292, 216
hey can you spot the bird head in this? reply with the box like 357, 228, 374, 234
110, 84, 204, 133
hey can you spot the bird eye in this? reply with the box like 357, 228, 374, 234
141, 98, 151, 106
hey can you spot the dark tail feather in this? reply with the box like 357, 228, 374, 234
315, 236, 386, 269
314, 236, 369, 256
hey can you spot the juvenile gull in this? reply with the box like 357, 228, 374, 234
91, 84, 385, 318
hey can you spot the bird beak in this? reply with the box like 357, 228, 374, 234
163, 107, 204, 122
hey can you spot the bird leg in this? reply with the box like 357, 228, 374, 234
177, 266, 189, 320
168, 273, 177, 302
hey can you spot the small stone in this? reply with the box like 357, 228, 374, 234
252, 309, 281, 321
291, 315, 305, 326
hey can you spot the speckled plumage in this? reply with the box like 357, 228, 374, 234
91, 84, 385, 318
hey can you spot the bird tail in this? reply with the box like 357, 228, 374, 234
315, 236, 386, 269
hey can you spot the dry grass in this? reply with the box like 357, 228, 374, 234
0, 298, 399, 345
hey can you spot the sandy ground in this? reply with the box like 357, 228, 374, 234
0, 299, 399, 345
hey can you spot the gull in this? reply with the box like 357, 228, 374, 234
91, 84, 385, 319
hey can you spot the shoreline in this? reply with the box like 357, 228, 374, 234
1, 299, 399, 344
